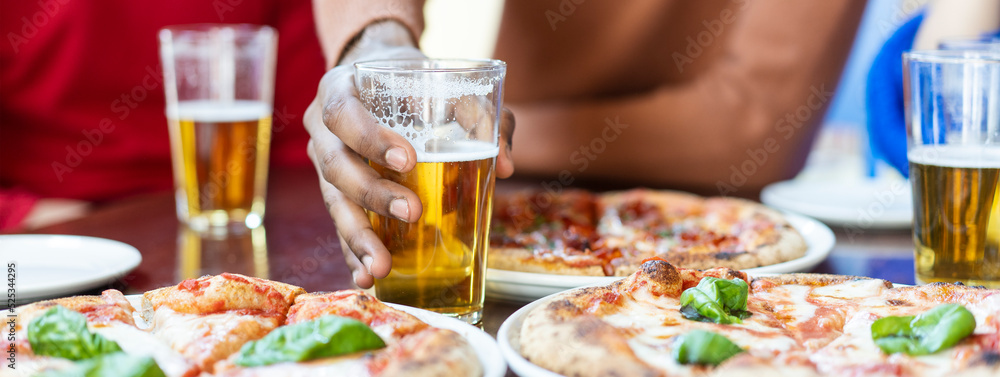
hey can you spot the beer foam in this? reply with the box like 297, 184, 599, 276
359, 73, 501, 160
373, 75, 494, 99
416, 140, 498, 163
169, 100, 271, 121
909, 145, 1000, 168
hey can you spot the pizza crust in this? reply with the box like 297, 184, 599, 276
487, 246, 637, 276
141, 273, 305, 319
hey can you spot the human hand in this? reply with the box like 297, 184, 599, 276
304, 23, 515, 288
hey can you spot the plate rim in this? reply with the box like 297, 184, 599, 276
760, 180, 912, 228
486, 212, 835, 301
1, 234, 142, 299
116, 295, 506, 377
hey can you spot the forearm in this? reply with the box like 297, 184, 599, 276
311, 0, 425, 67
511, 0, 866, 194
914, 0, 1000, 50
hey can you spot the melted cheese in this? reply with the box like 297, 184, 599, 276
810, 279, 887, 301
752, 284, 818, 326
148, 307, 277, 369
219, 357, 370, 377
94, 324, 197, 377
809, 310, 968, 376
600, 289, 799, 374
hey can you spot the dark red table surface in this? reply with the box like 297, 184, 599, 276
12, 167, 916, 372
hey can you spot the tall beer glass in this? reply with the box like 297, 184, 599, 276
904, 50, 1000, 288
355, 59, 505, 324
159, 25, 277, 231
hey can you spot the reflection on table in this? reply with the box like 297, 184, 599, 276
176, 225, 270, 281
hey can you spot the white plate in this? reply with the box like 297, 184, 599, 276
114, 296, 506, 377
760, 180, 912, 228
1, 235, 142, 302
497, 289, 570, 377
485, 213, 835, 302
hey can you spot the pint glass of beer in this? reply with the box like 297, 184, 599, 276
904, 50, 1000, 288
159, 25, 277, 231
355, 59, 505, 324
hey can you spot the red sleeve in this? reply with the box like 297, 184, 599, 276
0, 188, 40, 231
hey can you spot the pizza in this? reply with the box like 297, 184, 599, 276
489, 188, 807, 276
518, 259, 1000, 377
8, 273, 483, 377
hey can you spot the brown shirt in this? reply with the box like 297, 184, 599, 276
314, 0, 866, 194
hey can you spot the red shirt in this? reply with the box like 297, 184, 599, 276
0, 0, 325, 229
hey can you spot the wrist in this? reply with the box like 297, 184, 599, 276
339, 20, 420, 66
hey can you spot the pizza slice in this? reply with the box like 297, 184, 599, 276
141, 273, 305, 373
212, 290, 482, 377
10, 289, 197, 377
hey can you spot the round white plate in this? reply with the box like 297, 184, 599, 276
485, 213, 835, 302
498, 287, 587, 377
116, 296, 505, 377
1, 234, 142, 302
760, 180, 912, 229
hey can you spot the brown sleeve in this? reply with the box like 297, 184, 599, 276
508, 0, 866, 194
311, 0, 425, 67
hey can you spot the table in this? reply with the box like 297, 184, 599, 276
14, 167, 916, 370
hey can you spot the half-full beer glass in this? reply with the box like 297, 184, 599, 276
159, 25, 277, 231
355, 59, 505, 324
904, 50, 1000, 288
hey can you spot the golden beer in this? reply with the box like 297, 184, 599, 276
169, 100, 272, 230
369, 141, 497, 324
911, 146, 1000, 288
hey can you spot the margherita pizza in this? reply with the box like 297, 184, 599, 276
8, 273, 482, 377
490, 188, 808, 276
519, 259, 1000, 377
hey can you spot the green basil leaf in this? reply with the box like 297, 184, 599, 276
234, 315, 386, 367
28, 306, 122, 361
871, 303, 976, 355
673, 330, 744, 366
679, 277, 751, 324
35, 352, 166, 377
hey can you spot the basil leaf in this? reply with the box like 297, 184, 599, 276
234, 315, 386, 366
35, 353, 165, 377
28, 306, 122, 361
679, 277, 751, 324
871, 303, 976, 355
673, 330, 744, 366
